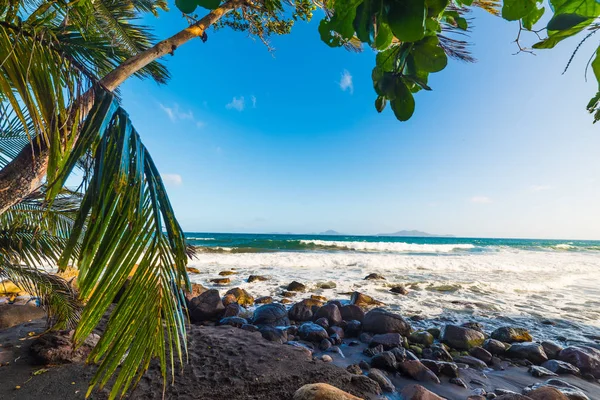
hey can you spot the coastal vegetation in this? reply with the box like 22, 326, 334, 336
0, 0, 599, 398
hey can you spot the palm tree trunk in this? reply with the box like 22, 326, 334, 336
0, 0, 242, 214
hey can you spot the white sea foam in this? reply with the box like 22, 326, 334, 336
299, 239, 475, 253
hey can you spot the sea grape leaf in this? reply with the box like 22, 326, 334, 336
374, 21, 393, 50
319, 0, 363, 47
425, 0, 449, 17
387, 0, 426, 42
502, 0, 537, 20
390, 79, 415, 121
522, 6, 545, 30
412, 36, 447, 73
375, 96, 387, 112
533, 21, 589, 48
552, 0, 600, 17
455, 16, 468, 30
196, 0, 221, 10
592, 46, 600, 87
175, 0, 197, 14
354, 1, 373, 43
546, 13, 589, 30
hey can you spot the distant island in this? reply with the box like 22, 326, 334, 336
319, 230, 345, 235
376, 230, 454, 237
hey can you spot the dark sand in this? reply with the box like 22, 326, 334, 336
0, 321, 379, 400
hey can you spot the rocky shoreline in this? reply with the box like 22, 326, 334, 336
1, 272, 600, 399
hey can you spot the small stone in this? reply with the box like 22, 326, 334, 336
397, 360, 440, 384
184, 283, 208, 301
340, 304, 365, 322
350, 292, 385, 308
359, 360, 371, 370
315, 317, 329, 329
390, 285, 408, 295
541, 359, 580, 375
252, 303, 290, 327
315, 281, 337, 289
491, 326, 533, 343
218, 316, 247, 328
282, 291, 297, 298
287, 281, 307, 292
319, 339, 332, 351
506, 342, 548, 365
449, 377, 468, 388
454, 355, 488, 370
362, 308, 411, 335
370, 333, 403, 350
247, 275, 268, 283
484, 338, 509, 355
422, 344, 453, 362
259, 326, 288, 343
344, 320, 362, 337
529, 365, 558, 378
224, 287, 254, 307
254, 296, 273, 304
364, 344, 384, 357
364, 273, 386, 280
409, 331, 434, 346
470, 346, 493, 364
427, 328, 441, 339
420, 360, 459, 378
281, 298, 292, 304
442, 324, 485, 350
219, 270, 237, 276
321, 354, 333, 362
371, 351, 397, 371
310, 295, 327, 302
186, 267, 201, 274
541, 341, 563, 360
210, 278, 230, 285
222, 302, 241, 317
298, 322, 329, 342
314, 303, 342, 326
367, 369, 395, 393
359, 332, 373, 343
288, 301, 316, 322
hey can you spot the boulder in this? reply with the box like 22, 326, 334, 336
441, 324, 485, 350
340, 304, 365, 322
507, 342, 548, 365
420, 360, 459, 378
293, 383, 362, 400
184, 283, 208, 301
541, 359, 580, 375
421, 344, 453, 362
224, 288, 254, 307
252, 303, 290, 327
311, 295, 327, 302
298, 322, 329, 342
526, 387, 568, 400
344, 320, 362, 337
367, 369, 395, 393
188, 289, 225, 322
491, 326, 533, 343
210, 278, 230, 285
362, 308, 411, 335
218, 316, 247, 328
219, 270, 237, 276
288, 301, 315, 322
409, 331, 434, 346
347, 364, 362, 375
0, 305, 46, 329
524, 379, 589, 400
314, 303, 342, 326
484, 338, 509, 355
558, 346, 600, 378
254, 296, 273, 304
390, 285, 408, 295
316, 281, 337, 289
364, 273, 386, 280
350, 375, 382, 395
30, 330, 99, 364
454, 355, 488, 370
247, 275, 268, 283
287, 281, 307, 292
370, 333, 403, 350
529, 366, 558, 378
397, 360, 440, 384
351, 292, 384, 307
470, 346, 493, 364
223, 303, 241, 317
371, 351, 397, 371
400, 384, 444, 400
259, 326, 288, 343
315, 317, 329, 329
222, 294, 237, 306
542, 341, 564, 360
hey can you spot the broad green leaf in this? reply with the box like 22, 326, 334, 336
376, 72, 397, 98
353, 1, 373, 43
546, 13, 589, 30
552, 0, 600, 17
319, 0, 363, 47
376, 46, 401, 71
387, 0, 426, 42
375, 95, 387, 112
175, 0, 197, 13
425, 0, 449, 17
502, 0, 537, 20
375, 21, 393, 49
196, 0, 221, 10
390, 79, 415, 121
532, 21, 589, 48
412, 36, 447, 73
522, 6, 545, 30
592, 46, 600, 88
455, 16, 468, 30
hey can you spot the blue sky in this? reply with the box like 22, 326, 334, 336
118, 5, 600, 240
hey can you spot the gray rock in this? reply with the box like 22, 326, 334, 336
449, 377, 468, 389
315, 281, 337, 289
252, 303, 290, 327
288, 301, 315, 322
370, 333, 403, 350
558, 346, 600, 378
259, 326, 288, 343
188, 289, 225, 322
455, 355, 488, 370
367, 368, 395, 393
247, 275, 268, 283
297, 322, 329, 342
371, 351, 397, 371
484, 338, 509, 355
314, 303, 342, 326
340, 304, 365, 322
364, 273, 386, 280
524, 379, 589, 400
541, 359, 580, 375
442, 324, 485, 350
470, 346, 493, 364
343, 320, 362, 337
362, 308, 411, 335
287, 281, 306, 292
422, 344, 453, 362
507, 342, 548, 365
390, 285, 408, 295
409, 331, 434, 346
420, 359, 459, 378
218, 316, 247, 328
529, 365, 558, 378
491, 326, 532, 343
397, 360, 441, 384
542, 341, 563, 359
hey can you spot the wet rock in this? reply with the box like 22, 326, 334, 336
350, 292, 385, 307
470, 346, 493, 364
184, 283, 208, 301
409, 345, 423, 356
558, 346, 600, 378
370, 333, 403, 350
449, 377, 468, 388
298, 322, 329, 342
314, 303, 342, 326
409, 331, 434, 346
400, 384, 444, 399
310, 295, 327, 302
186, 267, 201, 274
526, 387, 568, 400
541, 359, 580, 375
344, 320, 362, 337
189, 289, 225, 322
455, 355, 488, 370
422, 344, 453, 362
364, 344, 384, 357
315, 317, 329, 329
340, 304, 365, 322
442, 324, 485, 350
282, 291, 297, 298
321, 354, 333, 362
241, 324, 258, 332
495, 395, 533, 400
462, 322, 485, 332
222, 294, 237, 306
259, 326, 288, 343
420, 359, 460, 378
427, 327, 441, 339
529, 366, 558, 378
0, 305, 46, 329
397, 360, 440, 384
347, 364, 362, 375
542, 342, 564, 360
210, 278, 231, 285
362, 308, 411, 335
319, 339, 332, 351
328, 326, 344, 340
315, 281, 337, 289
252, 303, 290, 327
219, 270, 237, 276
507, 342, 548, 365
484, 338, 509, 355
218, 316, 247, 328
390, 347, 408, 362
254, 296, 273, 304
281, 298, 293, 304
524, 379, 589, 400
224, 287, 254, 307
247, 275, 268, 283
364, 273, 386, 280
371, 351, 397, 371
287, 281, 307, 292
289, 301, 315, 322
390, 284, 408, 295
30, 330, 100, 364
222, 302, 241, 317
367, 369, 395, 393
491, 327, 533, 343
469, 396, 487, 400
292, 383, 362, 400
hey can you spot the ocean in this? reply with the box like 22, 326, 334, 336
185, 233, 600, 345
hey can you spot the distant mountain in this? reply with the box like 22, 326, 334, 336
377, 230, 454, 237
319, 230, 345, 235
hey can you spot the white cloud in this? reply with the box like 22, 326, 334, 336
159, 103, 193, 122
339, 69, 354, 94
251, 95, 257, 108
161, 173, 183, 186
531, 185, 552, 192
226, 96, 245, 111
470, 196, 492, 204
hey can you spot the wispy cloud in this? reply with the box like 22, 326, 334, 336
339, 69, 354, 94
159, 103, 193, 122
470, 196, 492, 204
226, 96, 245, 111
530, 185, 552, 192
162, 173, 183, 186
251, 95, 257, 108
